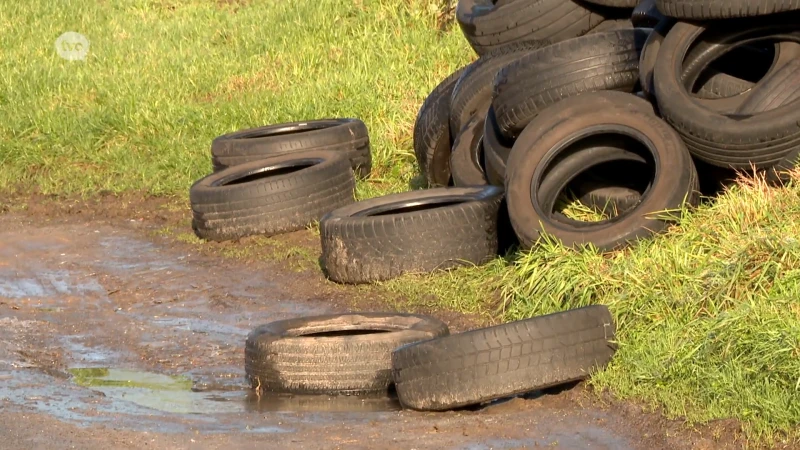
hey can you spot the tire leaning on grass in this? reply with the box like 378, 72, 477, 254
319, 186, 504, 284
414, 67, 468, 187
655, 0, 800, 19
653, 16, 800, 169
245, 313, 449, 395
492, 29, 648, 140
190, 150, 355, 242
455, 0, 620, 56
505, 91, 699, 251
391, 305, 617, 411
450, 116, 489, 187
210, 119, 371, 178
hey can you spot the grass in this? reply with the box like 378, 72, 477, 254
2, 0, 800, 445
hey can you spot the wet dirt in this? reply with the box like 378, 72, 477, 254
0, 201, 745, 450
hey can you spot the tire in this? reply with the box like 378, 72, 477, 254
245, 313, 449, 395
492, 29, 647, 140
319, 186, 503, 284
587, 18, 634, 33
655, 0, 800, 19
449, 40, 551, 136
584, 0, 637, 6
190, 151, 355, 242
456, 0, 621, 56
736, 59, 800, 185
482, 106, 513, 186
210, 119, 371, 179
632, 0, 665, 28
391, 305, 617, 411
505, 91, 699, 251
451, 116, 489, 187
653, 17, 800, 169
414, 67, 468, 187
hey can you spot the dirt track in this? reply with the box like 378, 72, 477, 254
0, 199, 743, 450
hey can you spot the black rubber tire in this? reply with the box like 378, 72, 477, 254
449, 40, 551, 136
211, 119, 371, 179
587, 18, 634, 33
655, 0, 800, 19
505, 91, 698, 251
414, 67, 469, 187
632, 0, 665, 28
492, 29, 647, 140
319, 186, 503, 284
653, 16, 800, 169
391, 305, 617, 411
245, 313, 449, 395
456, 0, 622, 56
585, 0, 637, 6
451, 116, 489, 187
190, 151, 355, 242
482, 106, 513, 186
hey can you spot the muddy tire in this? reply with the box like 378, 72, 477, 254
190, 151, 355, 242
391, 305, 617, 411
655, 0, 800, 19
449, 40, 551, 136
414, 67, 468, 187
653, 17, 800, 169
505, 91, 698, 251
210, 119, 371, 179
319, 186, 503, 284
455, 0, 619, 56
451, 116, 489, 187
492, 29, 647, 140
245, 313, 449, 395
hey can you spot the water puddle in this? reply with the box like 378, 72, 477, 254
0, 269, 105, 299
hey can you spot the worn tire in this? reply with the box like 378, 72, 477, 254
451, 116, 489, 187
493, 29, 647, 140
655, 0, 800, 19
391, 305, 617, 411
506, 91, 698, 251
245, 313, 449, 395
320, 186, 503, 284
449, 40, 551, 136
654, 17, 800, 169
211, 119, 371, 179
414, 67, 469, 187
482, 106, 513, 186
190, 151, 355, 242
456, 0, 622, 56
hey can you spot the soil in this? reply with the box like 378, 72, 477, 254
0, 193, 748, 450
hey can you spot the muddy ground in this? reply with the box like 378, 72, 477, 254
0, 194, 746, 449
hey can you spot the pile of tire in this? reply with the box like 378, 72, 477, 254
244, 305, 617, 411
418, 0, 800, 251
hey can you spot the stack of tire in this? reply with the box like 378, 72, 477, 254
416, 0, 800, 251
244, 305, 618, 411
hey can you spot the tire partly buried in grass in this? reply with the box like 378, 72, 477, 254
210, 119, 371, 179
245, 313, 449, 395
190, 150, 355, 242
319, 186, 504, 284
505, 91, 699, 251
391, 305, 617, 411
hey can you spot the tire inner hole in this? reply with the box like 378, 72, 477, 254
217, 162, 316, 186
356, 199, 467, 217
690, 41, 776, 94
299, 329, 393, 337
242, 123, 330, 138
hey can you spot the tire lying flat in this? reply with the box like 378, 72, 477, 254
505, 91, 699, 251
190, 150, 355, 242
391, 305, 617, 411
211, 119, 371, 178
319, 186, 504, 284
245, 313, 449, 395
414, 67, 468, 187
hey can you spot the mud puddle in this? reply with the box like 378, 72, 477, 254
0, 214, 720, 449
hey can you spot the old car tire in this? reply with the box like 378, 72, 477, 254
245, 313, 449, 395
190, 151, 355, 242
451, 116, 489, 187
414, 67, 469, 187
211, 119, 371, 179
320, 186, 504, 284
505, 91, 698, 251
391, 305, 617, 411
655, 0, 800, 19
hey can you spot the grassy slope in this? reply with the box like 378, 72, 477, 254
2, 0, 799, 444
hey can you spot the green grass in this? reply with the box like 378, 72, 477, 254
3, 0, 800, 445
